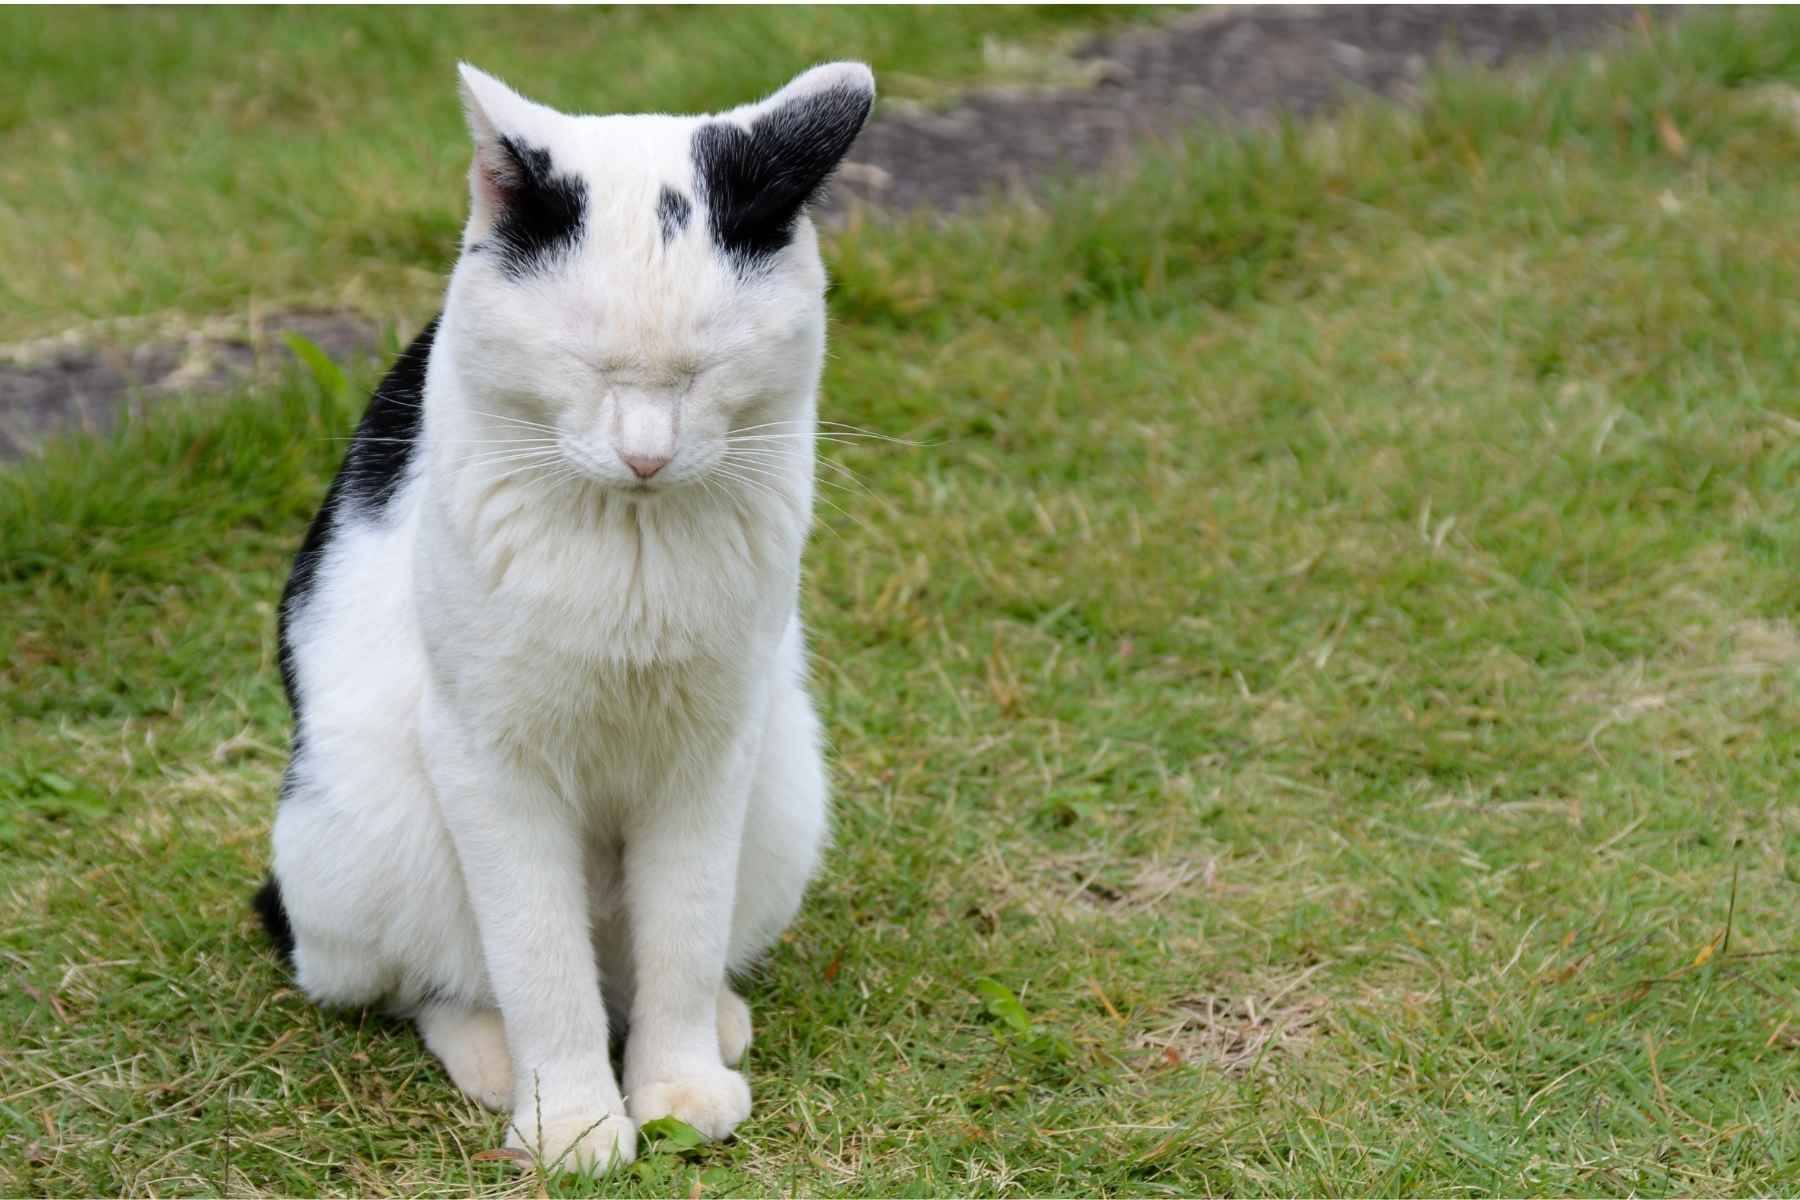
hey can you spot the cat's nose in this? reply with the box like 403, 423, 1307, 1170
611, 392, 677, 479
621, 451, 670, 479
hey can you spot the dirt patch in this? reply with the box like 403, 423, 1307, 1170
821, 5, 1645, 217
0, 312, 384, 459
1057, 854, 1210, 913
2, 5, 1652, 460
975, 848, 1214, 924
1136, 972, 1332, 1073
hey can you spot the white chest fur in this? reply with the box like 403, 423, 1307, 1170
413, 446, 806, 789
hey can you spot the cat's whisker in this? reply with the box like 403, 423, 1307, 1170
725, 419, 807, 435
718, 446, 806, 463
524, 466, 585, 500
813, 496, 876, 539
716, 460, 874, 538
723, 450, 876, 500
375, 394, 562, 434
724, 443, 858, 468
728, 432, 926, 448
327, 436, 555, 446
455, 449, 565, 472
459, 458, 563, 480
710, 460, 786, 494
708, 477, 791, 526
728, 419, 927, 446
694, 471, 722, 508
817, 418, 913, 435
452, 456, 560, 474
728, 429, 881, 440
724, 449, 888, 499
729, 428, 905, 438
465, 408, 563, 435
709, 465, 792, 510
792, 484, 873, 539
453, 441, 561, 459
356, 397, 563, 438
476, 455, 570, 487
731, 418, 884, 432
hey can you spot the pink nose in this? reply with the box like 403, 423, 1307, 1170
621, 452, 670, 479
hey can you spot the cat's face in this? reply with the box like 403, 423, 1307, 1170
441, 63, 874, 493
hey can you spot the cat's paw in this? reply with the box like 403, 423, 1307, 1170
505, 1110, 637, 1176
717, 988, 753, 1068
417, 1006, 513, 1111
627, 1068, 751, 1141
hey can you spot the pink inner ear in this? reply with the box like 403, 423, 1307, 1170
469, 139, 522, 216
475, 153, 510, 199
469, 158, 503, 216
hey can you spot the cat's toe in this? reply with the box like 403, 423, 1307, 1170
627, 1068, 751, 1141
717, 988, 753, 1068
505, 1111, 636, 1176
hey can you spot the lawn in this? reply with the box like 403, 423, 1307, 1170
4, 6, 1800, 1197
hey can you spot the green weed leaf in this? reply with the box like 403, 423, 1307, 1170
974, 977, 1035, 1033
638, 1115, 707, 1153
283, 332, 351, 419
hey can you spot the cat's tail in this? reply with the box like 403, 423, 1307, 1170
252, 874, 296, 967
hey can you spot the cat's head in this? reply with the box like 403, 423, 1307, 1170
441, 62, 874, 492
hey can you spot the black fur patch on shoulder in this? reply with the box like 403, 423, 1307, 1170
488, 136, 587, 278
340, 317, 436, 514
657, 186, 692, 243
276, 317, 438, 714
253, 874, 296, 966
693, 82, 872, 267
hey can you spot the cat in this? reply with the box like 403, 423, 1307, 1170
255, 60, 874, 1175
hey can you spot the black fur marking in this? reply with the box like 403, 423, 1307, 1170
341, 317, 437, 514
276, 317, 438, 718
657, 185, 692, 244
693, 81, 872, 267
253, 874, 296, 966
488, 135, 587, 278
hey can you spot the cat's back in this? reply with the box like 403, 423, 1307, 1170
278, 319, 440, 733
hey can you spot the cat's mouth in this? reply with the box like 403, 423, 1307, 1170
549, 439, 682, 494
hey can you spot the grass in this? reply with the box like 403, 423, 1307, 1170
5, 5, 1800, 1196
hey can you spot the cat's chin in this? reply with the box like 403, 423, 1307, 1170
586, 475, 687, 501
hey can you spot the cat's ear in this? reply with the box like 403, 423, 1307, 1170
697, 62, 875, 264
456, 64, 570, 230
455, 65, 587, 274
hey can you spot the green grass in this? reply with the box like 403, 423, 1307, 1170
6, 6, 1800, 1197
0, 4, 1144, 342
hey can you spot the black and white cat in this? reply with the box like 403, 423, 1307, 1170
256, 61, 874, 1174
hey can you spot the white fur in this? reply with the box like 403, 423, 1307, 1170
270, 62, 871, 1174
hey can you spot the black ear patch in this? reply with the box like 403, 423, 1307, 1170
693, 82, 872, 267
484, 136, 587, 278
657, 186, 692, 243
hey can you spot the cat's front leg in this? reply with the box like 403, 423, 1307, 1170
427, 707, 635, 1175
621, 734, 758, 1140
